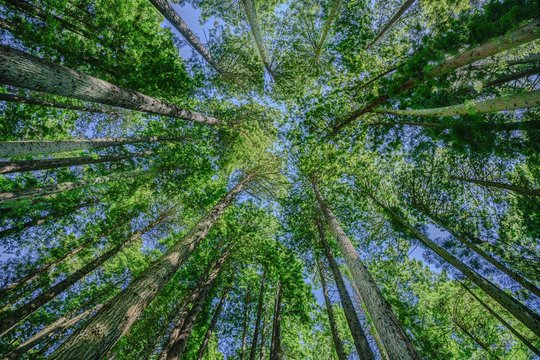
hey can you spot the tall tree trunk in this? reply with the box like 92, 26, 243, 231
365, 191, 540, 338
269, 282, 283, 360
507, 53, 540, 65
0, 136, 177, 157
412, 202, 540, 298
452, 318, 501, 360
367, 0, 416, 49
148, 0, 222, 73
0, 170, 140, 204
461, 283, 540, 357
372, 90, 540, 117
241, 288, 252, 360
314, 0, 342, 62
249, 272, 266, 360
259, 306, 267, 360
366, 120, 540, 132
0, 46, 221, 125
196, 286, 230, 360
315, 215, 375, 359
0, 93, 125, 116
0, 207, 175, 337
164, 250, 232, 360
241, 0, 273, 76
450, 176, 540, 197
487, 66, 540, 87
332, 20, 540, 134
317, 254, 348, 360
0, 152, 147, 174
311, 179, 420, 360
49, 174, 253, 359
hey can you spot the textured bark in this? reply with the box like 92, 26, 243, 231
317, 255, 348, 360
0, 136, 177, 157
487, 66, 540, 87
372, 90, 540, 117
240, 288, 252, 360
196, 287, 229, 360
269, 282, 282, 360
461, 284, 540, 357
332, 20, 540, 134
367, 0, 416, 49
315, 216, 375, 359
241, 0, 273, 75
451, 176, 540, 197
148, 0, 222, 73
0, 171, 140, 204
50, 175, 252, 359
0, 46, 221, 125
413, 203, 540, 298
249, 272, 266, 360
312, 180, 420, 360
0, 152, 147, 174
0, 207, 174, 337
366, 192, 540, 338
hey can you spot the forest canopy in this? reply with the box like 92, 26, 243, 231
0, 0, 539, 359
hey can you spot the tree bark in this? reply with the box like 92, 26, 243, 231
196, 286, 230, 360
317, 254, 348, 360
487, 66, 540, 87
315, 215, 375, 359
365, 191, 540, 338
0, 45, 221, 125
249, 272, 266, 360
507, 53, 540, 66
311, 179, 420, 360
452, 318, 501, 360
0, 152, 147, 174
367, 0, 416, 49
314, 0, 342, 62
372, 90, 540, 117
332, 20, 540, 134
259, 305, 267, 360
0, 207, 175, 337
450, 176, 540, 197
269, 282, 283, 360
148, 0, 222, 73
241, 0, 273, 76
241, 288, 252, 360
49, 174, 253, 359
366, 120, 540, 132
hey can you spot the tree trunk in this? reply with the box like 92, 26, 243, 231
315, 215, 375, 359
269, 282, 282, 360
0, 207, 175, 337
461, 283, 540, 357
259, 306, 267, 360
311, 179, 420, 360
196, 286, 230, 360
507, 53, 540, 66
367, 120, 540, 132
0, 45, 220, 125
487, 66, 540, 87
372, 90, 540, 117
317, 254, 348, 360
241, 0, 273, 76
367, 0, 416, 49
148, 0, 222, 73
452, 318, 501, 360
241, 288, 252, 360
413, 202, 540, 298
0, 152, 147, 174
0, 136, 178, 157
366, 191, 540, 338
332, 20, 540, 134
250, 272, 266, 360
314, 0, 342, 61
49, 174, 253, 359
450, 176, 540, 197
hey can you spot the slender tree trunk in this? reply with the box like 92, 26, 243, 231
0, 46, 220, 125
487, 66, 540, 86
241, 0, 273, 76
317, 254, 348, 360
413, 203, 540, 298
452, 318, 501, 360
50, 174, 253, 359
196, 286, 230, 360
461, 283, 540, 357
0, 136, 177, 157
366, 120, 540, 132
315, 215, 375, 359
269, 282, 282, 360
259, 307, 267, 360
372, 90, 540, 117
250, 272, 266, 360
450, 176, 540, 197
241, 288, 252, 360
311, 179, 420, 360
148, 0, 222, 73
365, 191, 540, 338
0, 152, 147, 174
507, 53, 540, 65
332, 20, 540, 134
367, 0, 416, 49
0, 207, 175, 337
314, 0, 342, 61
